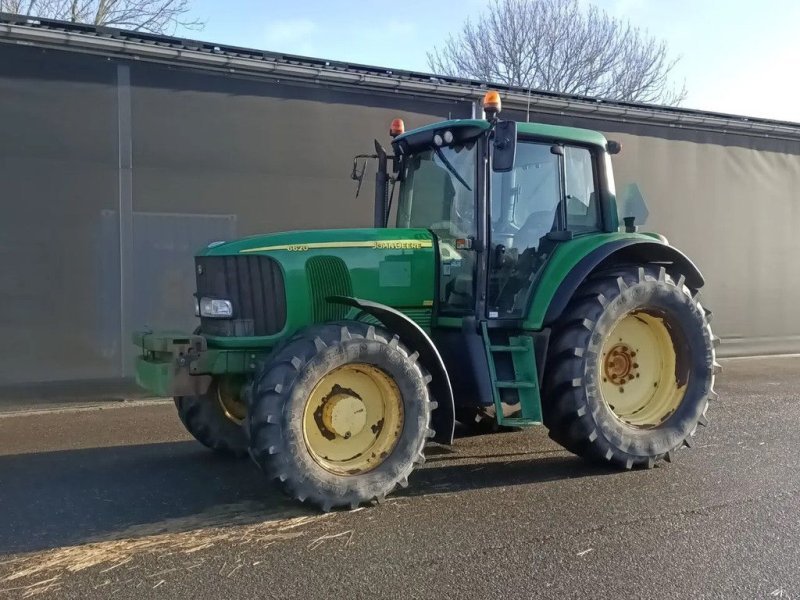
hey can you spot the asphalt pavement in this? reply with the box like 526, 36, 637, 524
0, 356, 798, 599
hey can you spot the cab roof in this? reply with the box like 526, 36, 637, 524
394, 118, 608, 149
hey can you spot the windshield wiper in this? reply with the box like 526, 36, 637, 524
435, 147, 472, 191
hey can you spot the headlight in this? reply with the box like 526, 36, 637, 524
194, 297, 200, 317
199, 297, 233, 318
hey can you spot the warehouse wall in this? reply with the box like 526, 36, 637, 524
0, 44, 470, 389
0, 47, 120, 385
2, 41, 799, 392
608, 133, 800, 356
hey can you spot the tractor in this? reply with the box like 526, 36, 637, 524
133, 91, 719, 511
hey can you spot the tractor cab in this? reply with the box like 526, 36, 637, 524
378, 91, 620, 324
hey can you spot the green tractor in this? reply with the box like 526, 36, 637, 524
134, 91, 719, 511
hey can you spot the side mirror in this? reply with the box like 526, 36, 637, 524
492, 120, 517, 172
350, 157, 367, 197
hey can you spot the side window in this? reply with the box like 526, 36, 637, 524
491, 142, 561, 253
564, 146, 601, 232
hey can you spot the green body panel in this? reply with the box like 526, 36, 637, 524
523, 232, 662, 330
135, 356, 180, 397
394, 118, 489, 141
199, 228, 436, 349
394, 118, 608, 149
134, 228, 437, 394
434, 316, 463, 329
516, 122, 607, 148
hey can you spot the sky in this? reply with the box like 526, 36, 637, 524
184, 0, 800, 123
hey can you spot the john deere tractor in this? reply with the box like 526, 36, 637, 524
134, 91, 719, 511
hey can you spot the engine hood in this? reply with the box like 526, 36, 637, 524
197, 228, 434, 256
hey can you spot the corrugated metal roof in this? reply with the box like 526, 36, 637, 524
2, 12, 800, 141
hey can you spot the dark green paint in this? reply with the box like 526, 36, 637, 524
523, 232, 661, 329
394, 118, 608, 148
393, 119, 489, 142
200, 228, 436, 349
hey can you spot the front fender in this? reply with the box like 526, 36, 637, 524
527, 237, 705, 329
328, 296, 455, 445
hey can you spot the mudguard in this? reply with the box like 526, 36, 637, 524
328, 296, 456, 445
542, 239, 706, 327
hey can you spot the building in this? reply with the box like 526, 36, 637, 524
2, 14, 799, 396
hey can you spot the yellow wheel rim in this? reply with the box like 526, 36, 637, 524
217, 377, 246, 425
302, 363, 404, 476
598, 311, 687, 429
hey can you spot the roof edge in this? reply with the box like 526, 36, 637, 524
2, 13, 800, 142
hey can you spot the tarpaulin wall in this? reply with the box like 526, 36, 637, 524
2, 40, 799, 395
0, 44, 470, 391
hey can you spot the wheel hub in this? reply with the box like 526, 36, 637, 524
603, 344, 639, 388
217, 377, 246, 424
303, 363, 404, 476
322, 394, 367, 438
597, 311, 687, 428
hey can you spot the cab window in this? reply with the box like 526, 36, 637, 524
488, 141, 561, 318
564, 146, 601, 232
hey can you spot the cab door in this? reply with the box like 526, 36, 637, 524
486, 141, 603, 319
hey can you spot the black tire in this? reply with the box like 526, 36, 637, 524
248, 321, 434, 511
175, 378, 249, 458
543, 265, 719, 469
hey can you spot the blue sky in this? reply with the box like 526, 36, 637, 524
186, 0, 800, 122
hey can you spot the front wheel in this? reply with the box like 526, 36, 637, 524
248, 322, 434, 511
543, 265, 719, 468
175, 376, 249, 457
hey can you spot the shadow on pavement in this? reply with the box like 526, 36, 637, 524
407, 448, 615, 499
0, 441, 296, 555
0, 439, 612, 556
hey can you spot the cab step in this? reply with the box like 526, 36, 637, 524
489, 345, 528, 353
500, 418, 542, 427
495, 381, 536, 389
481, 321, 543, 427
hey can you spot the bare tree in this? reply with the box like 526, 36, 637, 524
0, 0, 203, 34
428, 0, 685, 105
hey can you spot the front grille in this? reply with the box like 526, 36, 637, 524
305, 255, 353, 323
195, 255, 286, 337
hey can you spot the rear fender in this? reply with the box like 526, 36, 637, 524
328, 296, 455, 445
542, 240, 705, 327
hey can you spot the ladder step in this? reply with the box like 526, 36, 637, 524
501, 418, 542, 427
495, 381, 536, 389
489, 345, 528, 353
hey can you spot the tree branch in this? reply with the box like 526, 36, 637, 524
427, 0, 685, 106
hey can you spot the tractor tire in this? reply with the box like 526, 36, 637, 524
543, 265, 719, 469
247, 321, 433, 511
175, 377, 249, 458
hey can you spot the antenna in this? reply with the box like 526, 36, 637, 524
526, 81, 533, 122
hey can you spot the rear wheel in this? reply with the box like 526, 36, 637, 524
543, 265, 718, 468
175, 376, 249, 457
248, 322, 433, 511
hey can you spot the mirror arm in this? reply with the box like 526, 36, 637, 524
374, 140, 389, 228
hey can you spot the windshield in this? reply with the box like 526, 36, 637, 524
395, 141, 478, 313
395, 141, 477, 237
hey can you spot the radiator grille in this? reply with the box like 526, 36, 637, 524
305, 255, 353, 323
195, 255, 286, 337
